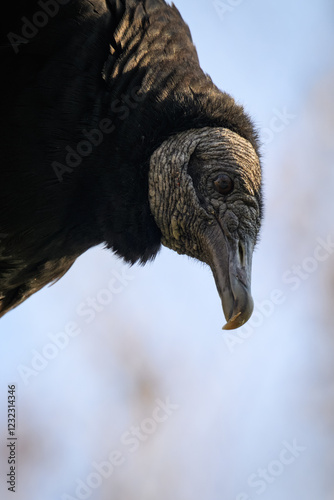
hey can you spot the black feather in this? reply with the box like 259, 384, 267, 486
0, 0, 260, 317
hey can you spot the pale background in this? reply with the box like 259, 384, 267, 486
1, 1, 334, 499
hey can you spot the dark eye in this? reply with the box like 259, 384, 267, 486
213, 174, 234, 195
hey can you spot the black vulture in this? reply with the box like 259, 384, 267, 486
0, 0, 263, 329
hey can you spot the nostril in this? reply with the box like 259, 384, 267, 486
238, 241, 244, 266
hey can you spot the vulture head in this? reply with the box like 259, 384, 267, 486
148, 127, 262, 329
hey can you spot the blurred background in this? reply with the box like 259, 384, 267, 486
1, 0, 334, 499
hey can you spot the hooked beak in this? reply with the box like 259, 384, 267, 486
205, 227, 254, 330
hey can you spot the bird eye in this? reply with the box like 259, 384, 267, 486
213, 174, 234, 195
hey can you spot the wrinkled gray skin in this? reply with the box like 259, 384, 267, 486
148, 127, 262, 329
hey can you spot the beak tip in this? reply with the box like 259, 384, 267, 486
222, 312, 243, 330
221, 295, 254, 330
